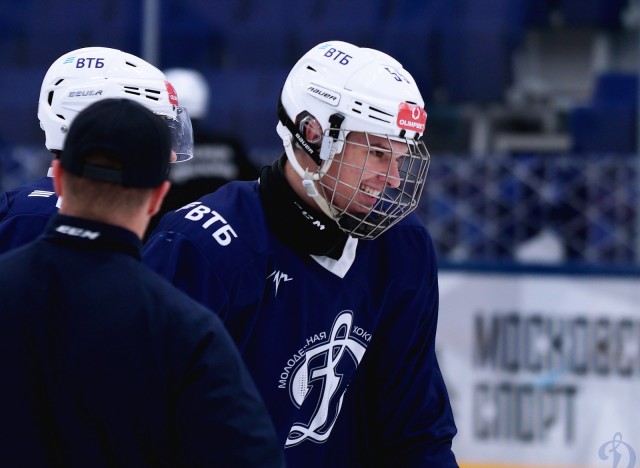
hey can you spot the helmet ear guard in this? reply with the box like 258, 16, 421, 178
277, 91, 344, 166
298, 112, 323, 147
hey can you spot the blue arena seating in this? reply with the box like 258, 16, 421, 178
436, 0, 530, 104
559, 0, 627, 29
200, 68, 287, 151
569, 72, 638, 153
0, 0, 633, 156
0, 67, 46, 146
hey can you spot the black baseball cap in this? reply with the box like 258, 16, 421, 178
61, 98, 172, 188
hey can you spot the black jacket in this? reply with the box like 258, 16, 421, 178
0, 214, 283, 467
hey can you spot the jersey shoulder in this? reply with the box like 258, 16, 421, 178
384, 212, 435, 252
0, 177, 58, 255
0, 177, 57, 219
366, 212, 437, 278
146, 180, 270, 267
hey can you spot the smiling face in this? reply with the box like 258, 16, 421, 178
283, 126, 429, 240
319, 131, 408, 215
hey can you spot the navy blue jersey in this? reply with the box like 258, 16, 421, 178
144, 179, 458, 467
0, 214, 283, 467
0, 173, 59, 255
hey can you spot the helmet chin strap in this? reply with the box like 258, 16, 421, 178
276, 91, 346, 222
277, 121, 340, 221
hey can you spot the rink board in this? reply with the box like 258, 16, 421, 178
438, 267, 640, 468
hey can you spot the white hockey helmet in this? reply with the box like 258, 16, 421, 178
38, 47, 194, 162
276, 40, 430, 239
163, 68, 210, 120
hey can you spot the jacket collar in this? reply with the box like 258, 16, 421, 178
43, 214, 142, 260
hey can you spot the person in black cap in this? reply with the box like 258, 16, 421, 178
0, 98, 284, 467
0, 46, 195, 256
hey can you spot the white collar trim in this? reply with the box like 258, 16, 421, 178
311, 236, 358, 278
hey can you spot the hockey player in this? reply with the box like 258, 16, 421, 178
143, 41, 458, 467
0, 98, 283, 467
0, 46, 193, 254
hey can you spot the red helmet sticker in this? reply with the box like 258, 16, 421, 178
165, 81, 178, 106
397, 103, 426, 133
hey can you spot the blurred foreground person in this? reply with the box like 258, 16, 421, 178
0, 98, 283, 468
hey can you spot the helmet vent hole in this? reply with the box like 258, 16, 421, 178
369, 106, 392, 117
55, 79, 64, 86
56, 114, 65, 120
368, 106, 393, 124
47, 91, 54, 105
306, 66, 316, 72
144, 89, 160, 101
125, 61, 137, 67
370, 115, 388, 123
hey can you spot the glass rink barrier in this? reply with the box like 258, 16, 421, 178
419, 152, 639, 267
418, 152, 640, 467
438, 267, 640, 468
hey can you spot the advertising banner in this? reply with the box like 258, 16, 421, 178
438, 270, 640, 468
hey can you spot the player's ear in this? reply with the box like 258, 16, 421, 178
147, 180, 171, 217
51, 159, 64, 197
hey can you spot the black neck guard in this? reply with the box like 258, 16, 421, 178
259, 155, 348, 260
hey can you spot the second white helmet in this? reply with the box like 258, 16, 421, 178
38, 46, 193, 161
